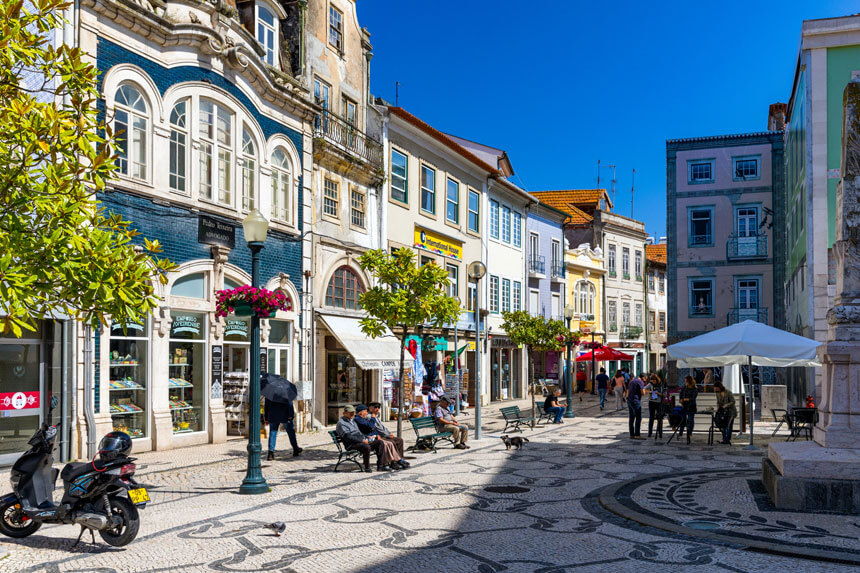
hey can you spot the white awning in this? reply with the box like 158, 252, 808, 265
318, 314, 413, 371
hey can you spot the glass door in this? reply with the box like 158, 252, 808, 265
266, 320, 291, 378
0, 329, 43, 464
500, 349, 511, 400
737, 279, 760, 322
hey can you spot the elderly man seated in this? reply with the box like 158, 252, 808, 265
434, 396, 470, 449
335, 404, 384, 472
354, 403, 406, 471
360, 402, 409, 468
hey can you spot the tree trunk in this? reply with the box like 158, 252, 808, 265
529, 347, 535, 427
397, 329, 408, 439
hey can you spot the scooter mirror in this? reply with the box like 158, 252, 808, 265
50, 396, 58, 412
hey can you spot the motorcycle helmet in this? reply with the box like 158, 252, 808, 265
98, 431, 132, 462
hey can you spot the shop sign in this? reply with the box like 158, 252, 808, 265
491, 337, 519, 349
211, 345, 223, 400
171, 314, 202, 337
0, 391, 39, 411
360, 359, 402, 370
260, 348, 267, 374
198, 215, 235, 249
224, 319, 249, 340
414, 227, 462, 261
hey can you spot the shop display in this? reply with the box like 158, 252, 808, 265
169, 311, 206, 435
109, 321, 147, 440
224, 371, 249, 435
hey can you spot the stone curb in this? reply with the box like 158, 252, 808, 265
596, 470, 860, 567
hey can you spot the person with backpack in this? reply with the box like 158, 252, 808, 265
627, 372, 645, 439
714, 379, 737, 444
645, 373, 664, 438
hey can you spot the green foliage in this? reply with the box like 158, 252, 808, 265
501, 311, 575, 351
357, 248, 461, 338
0, 0, 174, 335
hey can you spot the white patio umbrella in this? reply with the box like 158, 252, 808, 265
667, 320, 821, 448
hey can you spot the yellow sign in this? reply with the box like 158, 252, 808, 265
414, 227, 462, 261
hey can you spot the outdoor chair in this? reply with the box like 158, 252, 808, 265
328, 430, 365, 472
500, 405, 535, 433
770, 409, 789, 437
787, 408, 817, 442
408, 416, 454, 453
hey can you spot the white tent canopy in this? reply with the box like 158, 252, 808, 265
667, 320, 821, 369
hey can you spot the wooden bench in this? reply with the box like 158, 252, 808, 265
328, 430, 365, 472
501, 405, 535, 433
408, 416, 454, 453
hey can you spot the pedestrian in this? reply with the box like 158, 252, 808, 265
714, 380, 737, 445
264, 396, 303, 461
679, 375, 699, 445
613, 371, 626, 411
627, 372, 645, 439
646, 374, 664, 438
595, 367, 609, 410
576, 367, 587, 401
544, 388, 566, 424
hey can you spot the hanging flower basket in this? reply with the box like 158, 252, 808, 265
215, 285, 290, 319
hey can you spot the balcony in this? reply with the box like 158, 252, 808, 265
621, 325, 643, 339
528, 255, 546, 278
578, 313, 595, 322
313, 110, 384, 186
550, 262, 566, 283
727, 307, 768, 325
726, 235, 767, 260
609, 323, 618, 332
622, 273, 631, 281
608, 270, 617, 278
689, 303, 713, 317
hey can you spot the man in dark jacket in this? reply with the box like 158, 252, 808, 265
361, 402, 409, 467
264, 397, 303, 461
335, 404, 383, 472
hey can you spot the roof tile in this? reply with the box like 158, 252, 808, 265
646, 244, 667, 265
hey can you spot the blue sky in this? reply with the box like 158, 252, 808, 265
356, 0, 858, 239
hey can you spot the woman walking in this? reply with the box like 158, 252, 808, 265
613, 370, 626, 411
679, 375, 698, 444
714, 380, 737, 444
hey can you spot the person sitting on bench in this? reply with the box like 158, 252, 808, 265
434, 396, 469, 449
365, 402, 409, 467
544, 388, 565, 424
354, 403, 406, 470
335, 404, 384, 472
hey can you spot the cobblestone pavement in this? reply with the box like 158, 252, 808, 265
0, 395, 855, 572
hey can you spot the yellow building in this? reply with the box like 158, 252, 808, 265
566, 242, 605, 385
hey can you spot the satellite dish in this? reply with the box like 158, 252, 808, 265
467, 261, 487, 280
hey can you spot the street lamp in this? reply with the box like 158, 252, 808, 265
467, 261, 486, 440
239, 209, 270, 495
563, 304, 576, 418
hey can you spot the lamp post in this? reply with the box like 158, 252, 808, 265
239, 209, 270, 495
467, 261, 486, 440
563, 304, 575, 418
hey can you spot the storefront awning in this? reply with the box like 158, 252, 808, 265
318, 314, 414, 371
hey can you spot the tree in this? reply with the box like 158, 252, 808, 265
502, 311, 580, 423
358, 248, 461, 437
0, 0, 173, 335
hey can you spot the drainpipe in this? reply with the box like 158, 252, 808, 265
298, 0, 307, 77
83, 325, 96, 458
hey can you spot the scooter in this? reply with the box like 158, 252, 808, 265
0, 415, 148, 547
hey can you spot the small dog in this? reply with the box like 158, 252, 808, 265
500, 435, 529, 450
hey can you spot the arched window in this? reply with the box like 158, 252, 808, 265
172, 272, 207, 299
114, 84, 148, 180
169, 99, 189, 194
325, 267, 364, 310
271, 148, 292, 222
241, 129, 257, 211
256, 4, 278, 67
199, 99, 233, 206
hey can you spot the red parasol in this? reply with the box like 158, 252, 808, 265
576, 347, 634, 362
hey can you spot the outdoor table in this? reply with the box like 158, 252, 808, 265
665, 409, 715, 445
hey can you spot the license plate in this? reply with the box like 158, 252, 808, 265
128, 488, 149, 505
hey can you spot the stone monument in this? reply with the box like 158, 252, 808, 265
763, 79, 860, 513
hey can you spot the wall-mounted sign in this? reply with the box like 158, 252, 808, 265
414, 227, 462, 261
211, 345, 223, 400
0, 391, 39, 411
198, 215, 235, 249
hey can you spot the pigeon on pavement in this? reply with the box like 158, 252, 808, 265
264, 522, 286, 536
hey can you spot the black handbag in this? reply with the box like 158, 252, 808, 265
714, 408, 731, 429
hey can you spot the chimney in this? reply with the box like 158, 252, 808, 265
768, 103, 787, 131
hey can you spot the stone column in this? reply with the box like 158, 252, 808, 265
764, 80, 860, 513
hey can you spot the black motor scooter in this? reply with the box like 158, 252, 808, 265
0, 417, 148, 547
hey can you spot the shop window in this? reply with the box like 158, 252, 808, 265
267, 320, 292, 378
0, 326, 43, 459
172, 273, 207, 299
325, 266, 364, 309
109, 319, 148, 439
168, 311, 207, 434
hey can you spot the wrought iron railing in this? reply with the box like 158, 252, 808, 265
726, 235, 768, 259
623, 273, 631, 280
621, 325, 643, 339
529, 255, 545, 275
727, 307, 768, 325
608, 270, 617, 278
550, 262, 565, 279
609, 323, 618, 332
314, 110, 383, 169
689, 304, 713, 317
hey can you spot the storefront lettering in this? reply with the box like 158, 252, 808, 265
198, 215, 235, 249
414, 227, 462, 260
224, 319, 249, 339
171, 315, 201, 336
